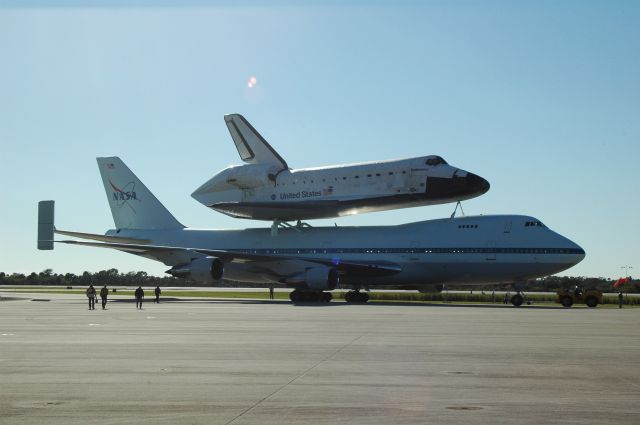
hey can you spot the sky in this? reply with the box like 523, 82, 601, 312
0, 0, 638, 279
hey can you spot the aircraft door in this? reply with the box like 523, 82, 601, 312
408, 168, 426, 194
486, 241, 496, 261
504, 221, 512, 233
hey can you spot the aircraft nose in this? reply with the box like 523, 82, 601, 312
570, 242, 586, 266
426, 171, 490, 200
466, 173, 490, 195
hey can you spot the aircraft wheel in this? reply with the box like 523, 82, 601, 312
345, 291, 369, 304
560, 295, 573, 308
289, 291, 300, 303
322, 292, 332, 303
344, 291, 353, 303
585, 295, 598, 308
511, 294, 524, 307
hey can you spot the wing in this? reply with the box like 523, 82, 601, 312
56, 240, 401, 277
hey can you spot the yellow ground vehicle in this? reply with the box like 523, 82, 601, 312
556, 288, 602, 308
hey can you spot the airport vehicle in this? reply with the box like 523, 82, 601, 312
38, 157, 585, 305
556, 288, 602, 308
191, 114, 490, 223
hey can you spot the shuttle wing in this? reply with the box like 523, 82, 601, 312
56, 239, 401, 277
224, 114, 288, 169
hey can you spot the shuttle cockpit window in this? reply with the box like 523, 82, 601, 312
426, 156, 447, 166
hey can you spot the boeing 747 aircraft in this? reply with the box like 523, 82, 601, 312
191, 114, 490, 222
38, 157, 584, 305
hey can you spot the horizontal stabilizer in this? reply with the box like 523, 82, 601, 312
37, 200, 55, 250
55, 229, 151, 244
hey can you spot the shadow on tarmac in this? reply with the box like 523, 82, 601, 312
108, 297, 565, 309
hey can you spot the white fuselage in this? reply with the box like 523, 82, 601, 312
192, 156, 490, 221
108, 214, 584, 288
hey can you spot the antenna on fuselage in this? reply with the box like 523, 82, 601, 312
450, 201, 465, 219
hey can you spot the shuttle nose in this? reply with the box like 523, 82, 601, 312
466, 172, 490, 195
426, 171, 491, 201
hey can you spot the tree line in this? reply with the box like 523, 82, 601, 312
0, 269, 637, 292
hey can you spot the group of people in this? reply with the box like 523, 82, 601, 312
85, 285, 162, 310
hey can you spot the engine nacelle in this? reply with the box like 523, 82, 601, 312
305, 267, 339, 291
167, 257, 224, 283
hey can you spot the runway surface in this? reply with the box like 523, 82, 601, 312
1, 293, 639, 424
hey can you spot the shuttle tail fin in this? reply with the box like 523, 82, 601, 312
224, 114, 288, 169
96, 157, 184, 230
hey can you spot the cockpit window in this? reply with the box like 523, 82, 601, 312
525, 221, 545, 228
426, 156, 447, 166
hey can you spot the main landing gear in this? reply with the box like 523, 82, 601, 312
289, 290, 332, 303
344, 290, 369, 304
510, 292, 524, 307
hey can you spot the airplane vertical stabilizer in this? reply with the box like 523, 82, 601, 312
96, 157, 184, 230
224, 114, 288, 169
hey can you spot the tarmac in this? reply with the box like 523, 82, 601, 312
1, 292, 639, 424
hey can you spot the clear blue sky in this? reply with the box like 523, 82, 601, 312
1, 1, 638, 279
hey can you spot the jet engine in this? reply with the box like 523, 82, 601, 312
305, 266, 339, 291
166, 257, 224, 283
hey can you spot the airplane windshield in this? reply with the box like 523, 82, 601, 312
525, 221, 546, 228
426, 156, 447, 166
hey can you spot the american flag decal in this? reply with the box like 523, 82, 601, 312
322, 186, 334, 196
107, 163, 115, 169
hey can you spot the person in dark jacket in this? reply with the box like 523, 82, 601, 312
86, 285, 96, 310
134, 286, 144, 309
154, 286, 161, 303
100, 285, 109, 310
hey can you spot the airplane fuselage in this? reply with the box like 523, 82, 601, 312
107, 214, 584, 288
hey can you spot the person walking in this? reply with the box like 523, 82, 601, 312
100, 284, 109, 310
135, 286, 144, 309
618, 291, 624, 309
269, 286, 274, 300
86, 285, 96, 310
154, 285, 161, 304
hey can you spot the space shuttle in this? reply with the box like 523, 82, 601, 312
191, 114, 490, 222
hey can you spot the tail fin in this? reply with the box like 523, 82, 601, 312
224, 114, 288, 169
97, 157, 184, 230
37, 200, 55, 250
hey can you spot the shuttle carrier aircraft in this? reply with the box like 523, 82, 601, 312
191, 114, 490, 223
38, 157, 584, 305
